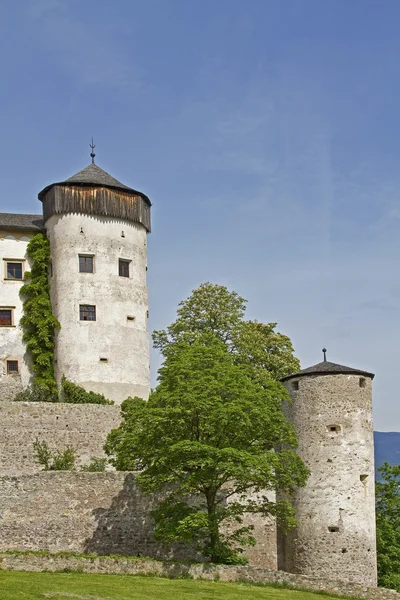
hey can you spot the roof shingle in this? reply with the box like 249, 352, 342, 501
281, 360, 375, 381
0, 213, 43, 231
38, 163, 151, 205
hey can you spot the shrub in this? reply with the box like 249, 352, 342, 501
13, 384, 59, 403
33, 438, 76, 471
81, 457, 107, 472
61, 377, 114, 405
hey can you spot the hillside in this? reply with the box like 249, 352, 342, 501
0, 571, 345, 600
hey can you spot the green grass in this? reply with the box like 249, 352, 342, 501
0, 570, 348, 600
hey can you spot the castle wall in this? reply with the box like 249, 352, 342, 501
0, 402, 277, 568
0, 402, 121, 475
279, 374, 377, 586
0, 472, 277, 568
45, 213, 150, 404
0, 230, 35, 400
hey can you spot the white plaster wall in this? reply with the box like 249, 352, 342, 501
46, 214, 150, 404
279, 374, 377, 586
0, 230, 34, 399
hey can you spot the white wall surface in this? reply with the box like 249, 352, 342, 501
0, 229, 34, 399
46, 213, 150, 404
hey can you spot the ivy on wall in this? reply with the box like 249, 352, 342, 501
20, 232, 60, 392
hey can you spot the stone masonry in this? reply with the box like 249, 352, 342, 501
0, 471, 277, 569
0, 402, 121, 475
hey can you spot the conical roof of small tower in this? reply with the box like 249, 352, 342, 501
281, 360, 375, 381
38, 163, 151, 205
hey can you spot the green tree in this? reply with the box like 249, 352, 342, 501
153, 282, 300, 382
106, 334, 308, 564
376, 462, 400, 590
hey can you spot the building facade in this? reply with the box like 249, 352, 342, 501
0, 161, 151, 404
0, 157, 378, 584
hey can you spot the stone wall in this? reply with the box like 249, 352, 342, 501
0, 402, 121, 475
0, 472, 277, 569
0, 554, 395, 599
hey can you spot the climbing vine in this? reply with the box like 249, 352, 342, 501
20, 232, 60, 392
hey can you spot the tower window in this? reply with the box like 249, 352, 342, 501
292, 381, 299, 391
7, 360, 18, 374
119, 259, 130, 278
0, 309, 13, 327
79, 255, 94, 273
79, 305, 96, 321
327, 425, 341, 434
359, 377, 366, 388
5, 261, 23, 280
328, 526, 339, 533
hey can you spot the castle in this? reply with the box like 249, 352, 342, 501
0, 157, 377, 586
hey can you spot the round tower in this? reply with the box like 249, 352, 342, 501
38, 157, 151, 404
278, 353, 377, 586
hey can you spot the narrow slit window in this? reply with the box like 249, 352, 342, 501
327, 425, 341, 434
7, 360, 18, 374
79, 255, 94, 273
6, 262, 23, 280
0, 309, 12, 327
119, 259, 130, 278
359, 377, 366, 388
292, 381, 299, 391
79, 305, 96, 321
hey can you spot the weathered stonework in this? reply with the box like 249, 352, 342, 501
0, 402, 121, 475
0, 472, 277, 569
279, 373, 377, 586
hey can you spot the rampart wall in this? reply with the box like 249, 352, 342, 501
0, 402, 121, 475
0, 472, 277, 569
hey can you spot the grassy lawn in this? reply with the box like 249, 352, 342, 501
0, 570, 344, 600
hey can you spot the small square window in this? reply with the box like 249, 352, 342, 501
6, 262, 23, 280
79, 255, 94, 273
0, 309, 13, 327
7, 360, 18, 374
79, 305, 96, 321
119, 259, 130, 278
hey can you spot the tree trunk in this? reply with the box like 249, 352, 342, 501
206, 490, 220, 563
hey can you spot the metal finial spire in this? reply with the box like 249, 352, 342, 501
322, 348, 327, 362
89, 137, 96, 164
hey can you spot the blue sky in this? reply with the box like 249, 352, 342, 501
1, 0, 400, 430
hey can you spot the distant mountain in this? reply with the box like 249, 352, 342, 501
374, 431, 400, 480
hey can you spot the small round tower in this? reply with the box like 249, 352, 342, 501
38, 156, 151, 404
278, 352, 377, 586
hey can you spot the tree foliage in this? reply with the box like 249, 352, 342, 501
376, 462, 400, 590
107, 287, 308, 564
20, 233, 60, 392
153, 282, 300, 382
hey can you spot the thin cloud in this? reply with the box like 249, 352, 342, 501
27, 0, 139, 89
